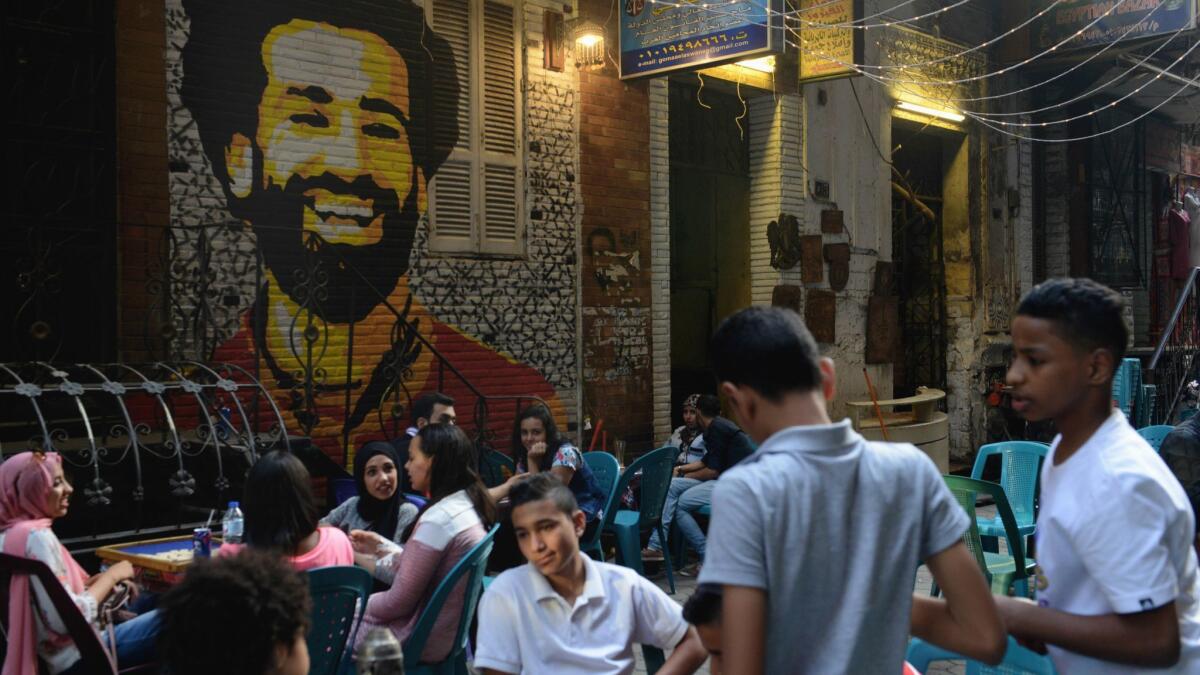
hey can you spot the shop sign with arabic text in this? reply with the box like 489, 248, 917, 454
1034, 0, 1198, 51
620, 0, 782, 79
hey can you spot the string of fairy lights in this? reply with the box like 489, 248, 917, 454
631, 0, 1200, 143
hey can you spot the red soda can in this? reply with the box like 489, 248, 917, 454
192, 527, 212, 558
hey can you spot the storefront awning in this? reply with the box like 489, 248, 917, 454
1095, 55, 1200, 124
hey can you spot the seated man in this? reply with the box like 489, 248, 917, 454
1161, 413, 1200, 558
475, 474, 707, 675
392, 392, 456, 493
158, 551, 311, 675
643, 394, 754, 572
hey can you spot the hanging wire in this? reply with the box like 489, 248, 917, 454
696, 71, 713, 109
735, 80, 747, 140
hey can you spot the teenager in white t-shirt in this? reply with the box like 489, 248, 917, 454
1000, 277, 1200, 672
474, 474, 707, 675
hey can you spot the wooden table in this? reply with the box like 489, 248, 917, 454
95, 535, 224, 590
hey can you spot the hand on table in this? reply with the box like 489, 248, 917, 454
105, 561, 136, 584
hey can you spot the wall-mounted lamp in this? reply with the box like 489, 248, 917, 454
895, 100, 965, 123
734, 55, 776, 74
573, 19, 605, 67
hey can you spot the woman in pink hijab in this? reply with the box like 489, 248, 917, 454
0, 451, 159, 674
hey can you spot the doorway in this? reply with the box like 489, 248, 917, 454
891, 121, 948, 397
668, 80, 751, 424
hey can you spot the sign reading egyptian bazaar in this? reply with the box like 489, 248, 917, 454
619, 0, 783, 79
798, 0, 863, 83
1034, 0, 1198, 51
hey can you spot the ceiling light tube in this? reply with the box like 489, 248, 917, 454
896, 100, 965, 123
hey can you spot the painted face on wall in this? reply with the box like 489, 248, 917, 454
227, 19, 426, 324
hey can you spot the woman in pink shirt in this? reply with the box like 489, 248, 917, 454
218, 451, 353, 570
352, 423, 496, 663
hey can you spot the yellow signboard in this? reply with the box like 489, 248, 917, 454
798, 0, 863, 83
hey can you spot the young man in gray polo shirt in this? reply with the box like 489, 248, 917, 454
698, 307, 1006, 674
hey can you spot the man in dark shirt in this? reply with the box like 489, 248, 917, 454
1161, 412, 1200, 557
643, 395, 755, 571
389, 392, 456, 494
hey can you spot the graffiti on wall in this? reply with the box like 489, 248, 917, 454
586, 227, 642, 300
165, 0, 575, 462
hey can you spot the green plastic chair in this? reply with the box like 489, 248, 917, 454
642, 644, 666, 673
1136, 425, 1174, 454
580, 451, 622, 561
306, 565, 373, 675
401, 523, 498, 675
969, 441, 1048, 544
480, 449, 516, 488
941, 476, 1035, 597
605, 446, 678, 593
907, 636, 1057, 674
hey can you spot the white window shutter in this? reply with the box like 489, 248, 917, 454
430, 160, 475, 253
480, 0, 523, 255
430, 0, 471, 154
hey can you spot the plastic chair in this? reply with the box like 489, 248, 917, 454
1136, 424, 1174, 454
306, 565, 373, 675
907, 636, 1057, 674
403, 523, 499, 675
969, 442, 1049, 545
941, 476, 1035, 597
606, 446, 678, 593
479, 449, 516, 488
642, 644, 666, 673
0, 552, 125, 674
331, 478, 358, 506
579, 451, 622, 562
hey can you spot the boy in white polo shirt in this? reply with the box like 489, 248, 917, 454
998, 277, 1200, 672
474, 474, 706, 675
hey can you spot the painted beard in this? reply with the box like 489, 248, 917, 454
247, 171, 420, 325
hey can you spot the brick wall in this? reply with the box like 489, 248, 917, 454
578, 1, 656, 452
649, 79, 672, 441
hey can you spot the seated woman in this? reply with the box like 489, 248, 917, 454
219, 450, 353, 571
322, 441, 419, 546
511, 404, 606, 534
669, 394, 707, 465
0, 451, 159, 673
351, 423, 494, 663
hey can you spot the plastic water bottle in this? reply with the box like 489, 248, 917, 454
222, 501, 244, 544
355, 627, 404, 674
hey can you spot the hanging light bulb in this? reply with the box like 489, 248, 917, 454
573, 19, 605, 67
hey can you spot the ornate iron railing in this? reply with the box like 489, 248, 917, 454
2, 220, 548, 547
0, 360, 288, 546
1149, 266, 1200, 423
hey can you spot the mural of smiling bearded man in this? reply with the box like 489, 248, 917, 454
179, 0, 561, 465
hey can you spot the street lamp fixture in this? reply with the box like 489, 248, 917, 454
573, 20, 605, 67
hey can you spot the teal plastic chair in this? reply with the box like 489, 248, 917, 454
1136, 425, 1174, 454
642, 644, 666, 673
480, 449, 516, 488
970, 441, 1049, 544
580, 451, 622, 561
941, 476, 1035, 597
306, 565, 373, 675
907, 637, 1057, 674
606, 446, 678, 593
403, 523, 499, 675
